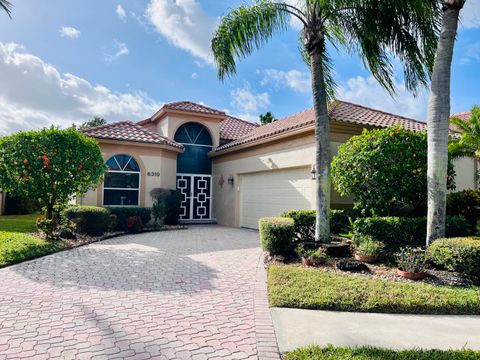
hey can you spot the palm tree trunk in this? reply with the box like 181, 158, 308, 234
310, 50, 331, 243
426, 1, 463, 245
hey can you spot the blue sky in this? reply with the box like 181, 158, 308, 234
0, 0, 479, 135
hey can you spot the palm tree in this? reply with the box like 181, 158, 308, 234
426, 0, 466, 245
0, 0, 12, 17
449, 106, 480, 159
212, 0, 439, 242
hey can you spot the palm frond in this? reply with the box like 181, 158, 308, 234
212, 1, 298, 80
323, 0, 441, 96
0, 0, 12, 18
449, 106, 480, 159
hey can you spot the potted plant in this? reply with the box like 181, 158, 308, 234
297, 246, 328, 267
353, 235, 384, 263
395, 247, 429, 280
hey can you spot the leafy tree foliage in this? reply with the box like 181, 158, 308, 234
0, 127, 106, 221
331, 127, 456, 216
259, 112, 277, 125
449, 105, 480, 160
79, 117, 107, 130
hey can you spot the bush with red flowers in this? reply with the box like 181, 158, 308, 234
126, 216, 144, 233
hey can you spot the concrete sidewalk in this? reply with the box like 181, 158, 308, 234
271, 307, 480, 353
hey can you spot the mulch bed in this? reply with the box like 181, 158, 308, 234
264, 253, 476, 287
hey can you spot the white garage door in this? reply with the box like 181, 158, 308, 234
240, 167, 315, 229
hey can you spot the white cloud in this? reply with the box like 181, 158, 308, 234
116, 4, 127, 21
460, 42, 480, 64
259, 69, 311, 93
0, 42, 160, 135
230, 84, 270, 122
285, 0, 304, 30
191, 72, 198, 79
104, 40, 129, 63
59, 26, 81, 39
460, 1, 480, 29
337, 75, 428, 120
146, 0, 216, 64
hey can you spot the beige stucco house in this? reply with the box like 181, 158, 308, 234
73, 100, 477, 229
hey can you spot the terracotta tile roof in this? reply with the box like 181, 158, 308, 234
216, 100, 428, 151
163, 101, 226, 116
451, 112, 471, 121
83, 121, 183, 149
220, 116, 259, 141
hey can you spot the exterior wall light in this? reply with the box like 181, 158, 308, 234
310, 164, 317, 180
228, 175, 234, 185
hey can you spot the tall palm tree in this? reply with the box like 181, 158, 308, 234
426, 0, 466, 245
0, 0, 12, 17
212, 0, 440, 242
449, 105, 480, 159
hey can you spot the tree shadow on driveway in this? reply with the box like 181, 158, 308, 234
8, 225, 260, 294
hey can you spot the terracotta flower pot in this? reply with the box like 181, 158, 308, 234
302, 257, 315, 267
354, 253, 378, 264
397, 269, 427, 281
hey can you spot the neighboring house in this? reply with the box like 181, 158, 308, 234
77, 100, 476, 229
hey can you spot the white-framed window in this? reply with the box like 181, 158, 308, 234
103, 154, 140, 206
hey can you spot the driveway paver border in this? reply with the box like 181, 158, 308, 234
254, 254, 280, 360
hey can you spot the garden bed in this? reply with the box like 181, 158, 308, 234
284, 345, 480, 360
268, 264, 480, 315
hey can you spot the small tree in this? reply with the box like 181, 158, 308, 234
0, 127, 106, 223
331, 127, 456, 216
259, 112, 277, 125
80, 117, 107, 130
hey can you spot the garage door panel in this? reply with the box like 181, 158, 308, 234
240, 167, 314, 229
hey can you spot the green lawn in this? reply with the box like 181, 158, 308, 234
0, 214, 66, 267
268, 265, 480, 315
0, 213, 38, 233
285, 345, 480, 360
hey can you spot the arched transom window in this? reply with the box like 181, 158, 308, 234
103, 154, 140, 206
174, 122, 213, 174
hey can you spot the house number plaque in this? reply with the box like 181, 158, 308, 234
147, 172, 161, 177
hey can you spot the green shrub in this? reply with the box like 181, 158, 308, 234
331, 209, 358, 235
108, 207, 152, 231
281, 209, 358, 240
353, 215, 470, 250
4, 194, 41, 215
396, 247, 429, 273
64, 206, 112, 236
259, 217, 295, 256
150, 188, 182, 225
447, 190, 480, 234
296, 246, 328, 265
354, 234, 384, 257
429, 237, 480, 278
331, 127, 455, 216
281, 210, 315, 242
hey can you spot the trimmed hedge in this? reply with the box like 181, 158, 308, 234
429, 237, 480, 278
64, 206, 112, 236
259, 217, 295, 256
281, 209, 358, 241
447, 190, 480, 235
353, 215, 469, 250
281, 210, 315, 242
109, 207, 152, 231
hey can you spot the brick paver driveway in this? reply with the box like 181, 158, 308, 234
0, 226, 279, 360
